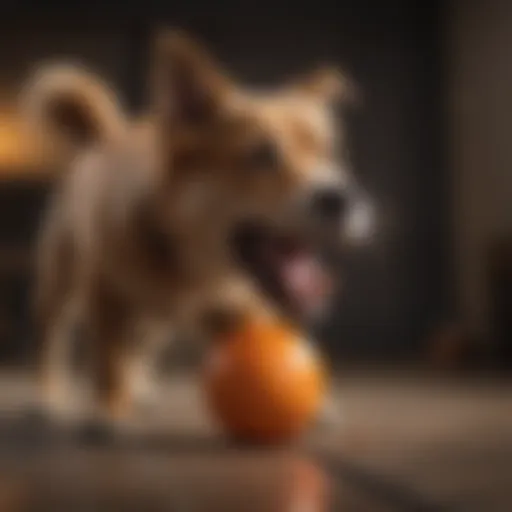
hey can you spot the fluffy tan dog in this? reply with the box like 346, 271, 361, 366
22, 31, 372, 428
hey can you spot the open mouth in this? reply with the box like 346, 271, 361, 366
230, 222, 334, 320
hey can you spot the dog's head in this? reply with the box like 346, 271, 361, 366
154, 32, 374, 320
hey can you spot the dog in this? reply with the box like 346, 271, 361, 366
22, 30, 373, 429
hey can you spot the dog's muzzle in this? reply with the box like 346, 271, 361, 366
309, 184, 375, 244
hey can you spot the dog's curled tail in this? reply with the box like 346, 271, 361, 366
21, 63, 126, 151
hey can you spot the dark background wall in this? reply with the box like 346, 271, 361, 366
0, 1, 450, 362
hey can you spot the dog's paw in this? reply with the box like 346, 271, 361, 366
131, 373, 161, 414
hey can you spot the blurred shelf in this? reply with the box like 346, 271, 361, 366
0, 166, 55, 184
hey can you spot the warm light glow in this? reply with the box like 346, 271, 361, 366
0, 106, 52, 174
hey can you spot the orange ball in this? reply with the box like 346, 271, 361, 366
203, 318, 327, 444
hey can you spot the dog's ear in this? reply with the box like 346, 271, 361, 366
292, 66, 357, 106
152, 30, 233, 127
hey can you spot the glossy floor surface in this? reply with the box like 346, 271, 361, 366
0, 371, 510, 511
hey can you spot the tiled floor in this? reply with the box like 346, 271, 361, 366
0, 371, 510, 511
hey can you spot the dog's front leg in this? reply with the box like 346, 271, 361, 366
200, 275, 277, 338
85, 282, 147, 434
129, 320, 174, 410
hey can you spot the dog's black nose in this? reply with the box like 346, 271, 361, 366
312, 189, 347, 220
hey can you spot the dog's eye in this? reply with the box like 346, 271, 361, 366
243, 139, 280, 171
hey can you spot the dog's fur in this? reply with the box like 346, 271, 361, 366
23, 31, 371, 424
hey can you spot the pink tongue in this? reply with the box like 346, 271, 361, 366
280, 253, 331, 314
